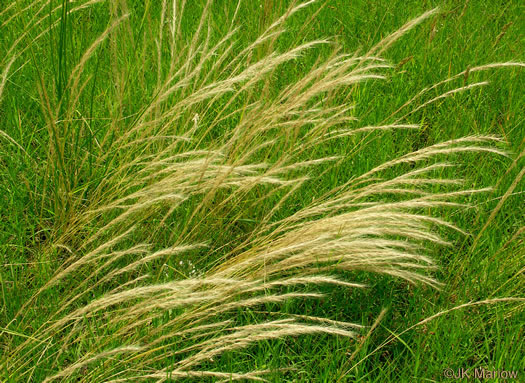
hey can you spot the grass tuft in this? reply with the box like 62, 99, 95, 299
1, 1, 523, 381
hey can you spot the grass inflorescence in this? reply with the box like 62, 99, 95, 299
0, 0, 523, 381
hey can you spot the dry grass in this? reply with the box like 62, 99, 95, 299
0, 1, 523, 381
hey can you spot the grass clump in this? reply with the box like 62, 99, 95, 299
0, 0, 523, 381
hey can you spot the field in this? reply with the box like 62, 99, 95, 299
0, 0, 523, 381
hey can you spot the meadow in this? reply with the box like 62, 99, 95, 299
0, 0, 523, 381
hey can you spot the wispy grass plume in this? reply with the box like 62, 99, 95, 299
0, 1, 522, 381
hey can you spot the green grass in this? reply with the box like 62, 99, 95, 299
1, 0, 523, 381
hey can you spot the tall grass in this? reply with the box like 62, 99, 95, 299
0, 0, 523, 381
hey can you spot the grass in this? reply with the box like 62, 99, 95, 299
0, 0, 523, 381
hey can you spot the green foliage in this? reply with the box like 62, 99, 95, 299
0, 0, 523, 381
